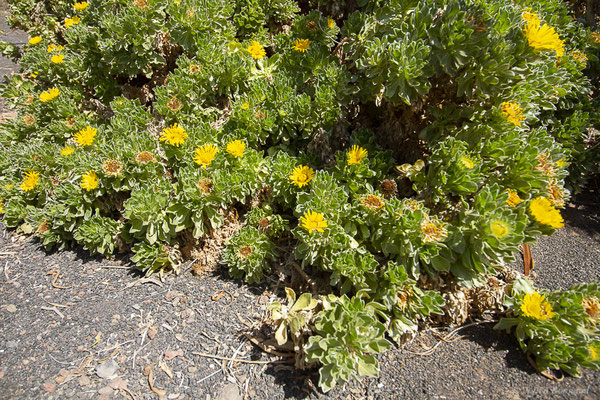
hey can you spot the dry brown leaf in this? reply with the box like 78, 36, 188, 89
158, 360, 174, 380
163, 349, 183, 361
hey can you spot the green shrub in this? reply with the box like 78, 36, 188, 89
1, 0, 599, 392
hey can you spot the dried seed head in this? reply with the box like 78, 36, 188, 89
361, 194, 385, 211
167, 96, 182, 111
102, 159, 124, 177
189, 64, 201, 74
197, 178, 214, 195
37, 220, 49, 234
23, 114, 36, 126
380, 179, 398, 198
238, 246, 252, 260
65, 118, 76, 129
583, 297, 600, 322
135, 151, 157, 164
134, 0, 148, 8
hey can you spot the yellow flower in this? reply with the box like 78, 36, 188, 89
0, 198, 3, 214
159, 123, 187, 146
28, 36, 42, 45
506, 189, 523, 207
589, 343, 600, 361
20, 170, 40, 192
501, 101, 525, 126
420, 217, 448, 243
520, 292, 556, 320
347, 145, 367, 165
591, 32, 600, 44
65, 16, 81, 28
226, 140, 245, 158
521, 10, 541, 26
247, 41, 266, 60
74, 126, 97, 147
73, 2, 89, 11
490, 221, 509, 238
529, 197, 564, 229
327, 18, 335, 29
292, 38, 310, 52
30, 71, 38, 79
5, 184, 13, 189
523, 18, 565, 58
47, 44, 64, 53
289, 165, 315, 188
300, 211, 328, 234
39, 88, 60, 102
460, 157, 475, 169
61, 146, 75, 156
241, 102, 250, 110
51, 54, 65, 64
194, 144, 219, 168
81, 170, 98, 191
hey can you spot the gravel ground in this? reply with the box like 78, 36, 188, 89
1, 8, 599, 400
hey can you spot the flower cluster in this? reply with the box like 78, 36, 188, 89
501, 102, 525, 126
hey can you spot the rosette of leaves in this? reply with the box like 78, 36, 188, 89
245, 206, 287, 238
123, 178, 177, 245
170, 166, 224, 239
495, 278, 600, 377
269, 288, 318, 348
221, 226, 277, 284
450, 184, 527, 286
265, 151, 299, 210
329, 250, 379, 294
73, 214, 122, 256
304, 293, 392, 392
295, 171, 349, 224
131, 240, 176, 275
410, 137, 483, 204
210, 146, 267, 204
374, 261, 445, 342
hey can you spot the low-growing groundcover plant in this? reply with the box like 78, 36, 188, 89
1, 0, 599, 392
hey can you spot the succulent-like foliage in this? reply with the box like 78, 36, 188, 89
0, 0, 599, 392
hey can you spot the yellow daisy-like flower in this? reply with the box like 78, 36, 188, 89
529, 197, 564, 229
241, 102, 250, 110
81, 170, 98, 191
289, 165, 315, 188
347, 145, 367, 165
247, 41, 266, 60
61, 146, 75, 156
327, 18, 335, 29
0, 198, 3, 214
523, 17, 565, 58
520, 292, 556, 320
490, 220, 509, 238
194, 144, 219, 168
20, 170, 40, 192
501, 101, 525, 126
73, 1, 89, 11
521, 10, 541, 26
159, 123, 187, 146
292, 38, 311, 52
589, 343, 600, 361
74, 126, 97, 147
300, 210, 328, 234
64, 16, 81, 28
420, 217, 448, 243
51, 54, 65, 64
460, 157, 475, 169
39, 88, 60, 102
226, 140, 245, 158
28, 36, 42, 45
506, 189, 523, 207
47, 44, 64, 53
